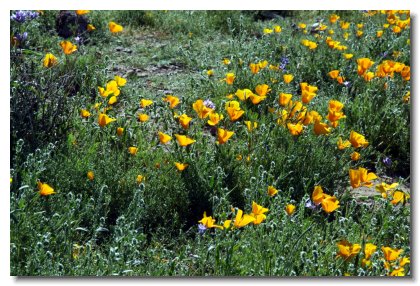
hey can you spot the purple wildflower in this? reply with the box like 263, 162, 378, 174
203, 99, 215, 110
14, 32, 28, 42
279, 56, 289, 71
305, 198, 317, 210
11, 10, 39, 23
383, 157, 392, 167
198, 224, 207, 235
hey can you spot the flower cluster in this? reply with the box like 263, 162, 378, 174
11, 10, 39, 23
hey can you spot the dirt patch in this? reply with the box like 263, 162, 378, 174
351, 177, 410, 207
111, 63, 185, 79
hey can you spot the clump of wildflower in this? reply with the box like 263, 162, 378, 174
11, 10, 39, 23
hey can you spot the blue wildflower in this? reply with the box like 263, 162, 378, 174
383, 157, 392, 167
198, 224, 207, 235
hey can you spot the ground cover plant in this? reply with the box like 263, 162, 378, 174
10, 10, 410, 276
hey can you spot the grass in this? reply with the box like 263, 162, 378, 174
10, 10, 410, 276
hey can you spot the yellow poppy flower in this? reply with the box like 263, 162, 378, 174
109, 21, 123, 33
349, 167, 377, 188
250, 201, 269, 225
300, 82, 318, 104
255, 84, 271, 97
235, 89, 254, 101
59, 41, 77, 55
140, 99, 153, 108
223, 220, 232, 229
391, 190, 409, 205
340, 21, 350, 30
87, 171, 94, 181
43, 53, 58, 68
327, 109, 346, 123
114, 76, 127, 87
263, 28, 273, 34
225, 101, 244, 122
285, 204, 296, 216
328, 100, 344, 112
382, 246, 403, 261
287, 122, 303, 136
174, 162, 188, 171
80, 109, 91, 118
128, 147, 138, 156
363, 72, 375, 81
343, 53, 354, 60
179, 114, 192, 129
298, 23, 307, 29
336, 76, 345, 85
392, 25, 401, 34
249, 63, 260, 74
301, 111, 314, 126
321, 196, 340, 213
329, 14, 340, 24
116, 127, 124, 136
283, 74, 294, 84
313, 121, 331, 135
377, 30, 384, 37
87, 24, 96, 31
349, 131, 369, 148
249, 94, 266, 105
302, 91, 316, 104
207, 69, 214, 76
199, 212, 223, 229
308, 41, 317, 49
217, 128, 234, 144
136, 175, 144, 184
207, 113, 223, 126
274, 25, 282, 33
312, 185, 325, 205
76, 10, 90, 15
357, 58, 374, 75
403, 91, 410, 103
175, 134, 196, 147
399, 256, 410, 267
233, 209, 255, 228
222, 58, 231, 65
351, 151, 360, 161
267, 186, 278, 197
224, 73, 235, 85
99, 81, 120, 97
279, 93, 293, 106
138, 113, 149, 122
358, 167, 378, 187
158, 132, 172, 144
37, 181, 56, 196
163, 95, 180, 109
336, 240, 361, 260
193, 99, 213, 119
98, 113, 116, 127
258, 60, 268, 69
375, 182, 399, 198
328, 70, 340, 79
390, 268, 405, 276
108, 95, 117, 105
401, 66, 410, 81
364, 243, 377, 260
